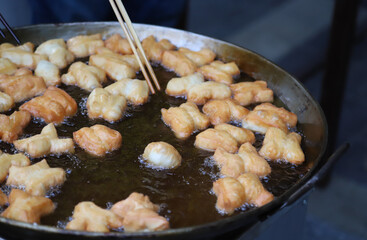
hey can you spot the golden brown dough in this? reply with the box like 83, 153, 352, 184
161, 101, 210, 139
1, 189, 55, 223
194, 128, 238, 153
142, 141, 182, 169
214, 123, 255, 145
61, 61, 107, 92
0, 189, 7, 206
141, 35, 176, 62
87, 88, 127, 122
213, 177, 246, 214
213, 148, 245, 178
6, 159, 66, 196
35, 60, 61, 86
238, 143, 271, 177
111, 192, 169, 232
66, 201, 123, 232
161, 50, 197, 76
104, 78, 149, 105
178, 47, 216, 67
0, 68, 46, 102
35, 38, 75, 69
259, 127, 304, 164
89, 52, 139, 81
230, 80, 273, 106
0, 111, 31, 143
165, 72, 205, 97
0, 42, 47, 69
203, 99, 249, 125
199, 60, 240, 85
0, 91, 14, 112
66, 33, 104, 58
104, 33, 133, 55
237, 173, 274, 206
242, 103, 297, 134
73, 124, 122, 156
20, 86, 77, 124
0, 58, 17, 74
0, 151, 30, 182
13, 123, 75, 158
187, 81, 232, 105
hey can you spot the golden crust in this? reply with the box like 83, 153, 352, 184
66, 33, 104, 58
0, 68, 46, 102
198, 60, 239, 85
242, 103, 297, 134
61, 61, 107, 92
6, 159, 66, 196
1, 189, 55, 224
0, 58, 17, 75
161, 50, 197, 76
0, 151, 30, 182
105, 34, 133, 55
0, 91, 14, 112
187, 81, 232, 105
111, 192, 169, 232
214, 123, 255, 145
178, 47, 216, 67
203, 99, 249, 125
238, 143, 271, 177
161, 102, 210, 139
213, 148, 245, 178
87, 88, 127, 122
142, 35, 176, 62
259, 127, 304, 164
0, 42, 47, 69
165, 72, 204, 97
66, 201, 123, 232
0, 111, 31, 143
194, 128, 238, 153
89, 53, 138, 81
35, 38, 75, 69
20, 86, 77, 124
230, 80, 273, 106
35, 60, 61, 86
73, 124, 122, 156
13, 123, 75, 158
104, 78, 149, 105
237, 173, 274, 206
213, 177, 246, 214
142, 142, 182, 169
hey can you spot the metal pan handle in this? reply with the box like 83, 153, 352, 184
281, 143, 349, 208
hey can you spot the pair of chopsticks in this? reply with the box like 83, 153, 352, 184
109, 0, 160, 94
0, 12, 20, 45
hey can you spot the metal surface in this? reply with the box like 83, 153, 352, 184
0, 22, 328, 240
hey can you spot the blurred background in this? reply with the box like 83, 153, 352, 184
1, 0, 367, 239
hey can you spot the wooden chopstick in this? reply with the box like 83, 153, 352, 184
109, 0, 160, 94
0, 13, 21, 45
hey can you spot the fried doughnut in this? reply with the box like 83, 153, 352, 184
214, 123, 255, 145
142, 35, 176, 62
178, 47, 216, 67
104, 78, 149, 105
105, 33, 133, 55
165, 72, 204, 97
238, 143, 271, 177
194, 128, 238, 153
35, 60, 61, 86
198, 60, 240, 85
230, 80, 273, 106
237, 173, 274, 206
73, 124, 122, 156
6, 159, 66, 196
0, 91, 14, 112
0, 111, 31, 143
213, 177, 246, 214
202, 99, 249, 125
1, 189, 55, 223
142, 142, 182, 169
0, 58, 17, 75
0, 151, 30, 182
67, 33, 104, 58
35, 38, 75, 69
259, 127, 304, 164
161, 50, 197, 76
61, 61, 107, 92
13, 123, 75, 158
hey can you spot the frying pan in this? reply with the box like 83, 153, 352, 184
0, 22, 336, 240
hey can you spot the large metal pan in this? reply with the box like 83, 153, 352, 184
0, 22, 329, 240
